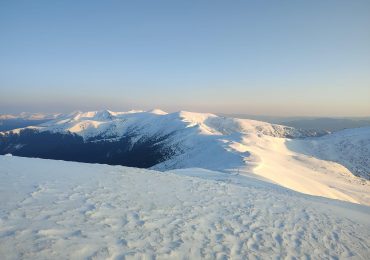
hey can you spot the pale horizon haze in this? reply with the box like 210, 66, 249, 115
1, 1, 369, 117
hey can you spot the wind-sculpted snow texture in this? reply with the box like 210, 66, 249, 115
1, 156, 369, 259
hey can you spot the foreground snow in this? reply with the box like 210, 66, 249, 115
1, 156, 369, 259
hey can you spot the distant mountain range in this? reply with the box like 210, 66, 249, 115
0, 109, 325, 168
220, 113, 370, 132
0, 109, 369, 204
0, 112, 61, 132
0, 112, 61, 120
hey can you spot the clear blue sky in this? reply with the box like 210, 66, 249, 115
1, 0, 369, 116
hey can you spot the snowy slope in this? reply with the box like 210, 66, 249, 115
1, 109, 369, 205
288, 127, 370, 179
0, 156, 369, 259
1, 109, 324, 169
233, 131, 370, 206
0, 109, 322, 172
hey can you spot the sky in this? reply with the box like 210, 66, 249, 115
0, 0, 369, 116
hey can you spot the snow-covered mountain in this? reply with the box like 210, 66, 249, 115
3, 109, 325, 139
0, 109, 325, 170
0, 109, 369, 205
288, 127, 370, 179
0, 112, 62, 132
0, 112, 61, 120
1, 156, 369, 259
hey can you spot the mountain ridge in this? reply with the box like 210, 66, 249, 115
0, 109, 369, 205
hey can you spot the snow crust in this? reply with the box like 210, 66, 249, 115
0, 156, 369, 259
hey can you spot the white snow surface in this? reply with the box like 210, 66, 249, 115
0, 156, 369, 259
288, 127, 370, 179
238, 133, 370, 206
2, 109, 369, 205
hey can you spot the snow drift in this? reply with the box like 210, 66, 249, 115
0, 156, 369, 259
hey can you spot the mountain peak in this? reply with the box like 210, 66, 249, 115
148, 109, 167, 115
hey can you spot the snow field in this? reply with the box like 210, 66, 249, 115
1, 156, 369, 259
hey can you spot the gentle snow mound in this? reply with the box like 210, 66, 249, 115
0, 156, 369, 259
